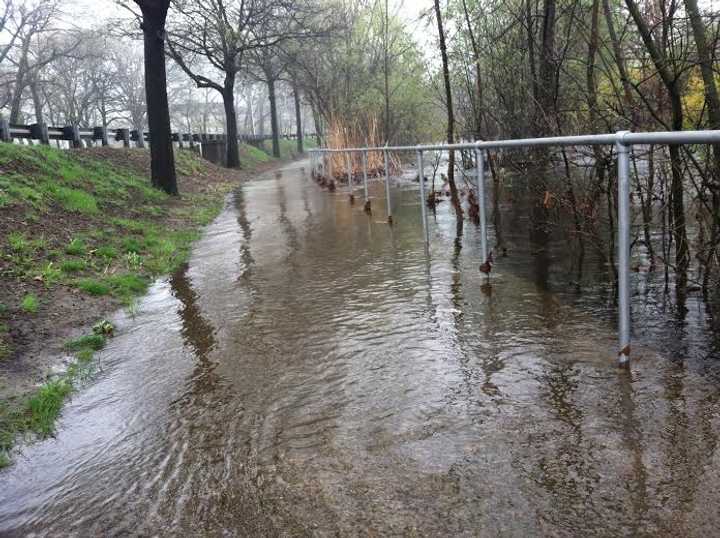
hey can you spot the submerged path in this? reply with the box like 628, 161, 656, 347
1, 161, 720, 536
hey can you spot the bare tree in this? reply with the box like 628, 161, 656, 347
126, 0, 177, 195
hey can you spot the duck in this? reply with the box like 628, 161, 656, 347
479, 251, 494, 278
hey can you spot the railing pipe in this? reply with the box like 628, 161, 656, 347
308, 128, 720, 368
384, 149, 392, 223
346, 151, 353, 201
475, 148, 488, 262
616, 132, 631, 368
362, 150, 369, 200
417, 149, 428, 244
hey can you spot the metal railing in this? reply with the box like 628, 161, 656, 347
309, 129, 720, 368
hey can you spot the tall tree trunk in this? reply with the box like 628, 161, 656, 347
536, 0, 556, 137
293, 80, 303, 154
602, 0, 639, 127
223, 74, 240, 168
625, 0, 689, 290
268, 77, 281, 158
684, 0, 720, 290
433, 0, 462, 221
383, 0, 390, 143
139, 0, 177, 195
30, 78, 43, 124
461, 0, 483, 139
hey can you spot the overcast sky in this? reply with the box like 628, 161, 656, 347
63, 0, 429, 30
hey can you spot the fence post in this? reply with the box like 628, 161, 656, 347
30, 123, 49, 145
63, 125, 81, 148
616, 131, 631, 368
0, 118, 10, 143
475, 147, 488, 262
362, 150, 370, 211
94, 126, 109, 146
417, 149, 428, 244
346, 151, 354, 203
384, 149, 392, 224
118, 129, 130, 148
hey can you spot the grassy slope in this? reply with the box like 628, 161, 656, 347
0, 141, 289, 468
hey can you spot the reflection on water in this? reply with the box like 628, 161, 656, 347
1, 160, 720, 536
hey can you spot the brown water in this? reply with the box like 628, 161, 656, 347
2, 160, 720, 537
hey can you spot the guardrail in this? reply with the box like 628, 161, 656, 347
0, 118, 312, 149
309, 129, 720, 368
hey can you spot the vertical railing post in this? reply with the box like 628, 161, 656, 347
362, 150, 370, 211
475, 146, 489, 262
362, 150, 369, 199
616, 131, 631, 368
384, 149, 392, 223
346, 151, 354, 203
417, 149, 429, 244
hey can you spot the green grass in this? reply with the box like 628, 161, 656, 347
240, 143, 273, 167
65, 334, 106, 352
77, 279, 111, 296
0, 142, 298, 468
20, 294, 39, 314
8, 232, 28, 253
45, 185, 98, 214
65, 238, 86, 256
95, 245, 118, 260
60, 259, 86, 273
27, 380, 73, 436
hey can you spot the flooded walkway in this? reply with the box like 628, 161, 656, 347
2, 161, 720, 536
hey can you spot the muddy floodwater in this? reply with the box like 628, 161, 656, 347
2, 160, 720, 536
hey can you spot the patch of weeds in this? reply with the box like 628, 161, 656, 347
95, 245, 118, 260
92, 319, 114, 336
76, 278, 110, 296
65, 238, 86, 256
46, 185, 98, 214
8, 232, 28, 253
112, 218, 149, 235
0, 451, 9, 469
122, 237, 143, 254
27, 379, 73, 436
37, 262, 62, 286
75, 348, 94, 363
193, 205, 220, 226
107, 274, 149, 302
0, 303, 7, 314
0, 332, 10, 361
124, 252, 143, 271
65, 334, 106, 352
60, 259, 86, 273
20, 293, 39, 314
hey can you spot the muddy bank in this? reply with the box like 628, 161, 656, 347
0, 145, 289, 466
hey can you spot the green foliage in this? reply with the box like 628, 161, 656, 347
65, 238, 86, 256
95, 245, 118, 260
8, 232, 28, 253
122, 237, 143, 254
27, 379, 73, 436
92, 320, 114, 336
240, 144, 273, 166
45, 185, 98, 214
107, 273, 149, 301
77, 278, 111, 296
20, 294, 39, 313
60, 259, 86, 273
65, 334, 106, 352
37, 262, 62, 286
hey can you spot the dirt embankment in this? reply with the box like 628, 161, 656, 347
0, 144, 287, 466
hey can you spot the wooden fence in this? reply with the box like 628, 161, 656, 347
0, 118, 309, 151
